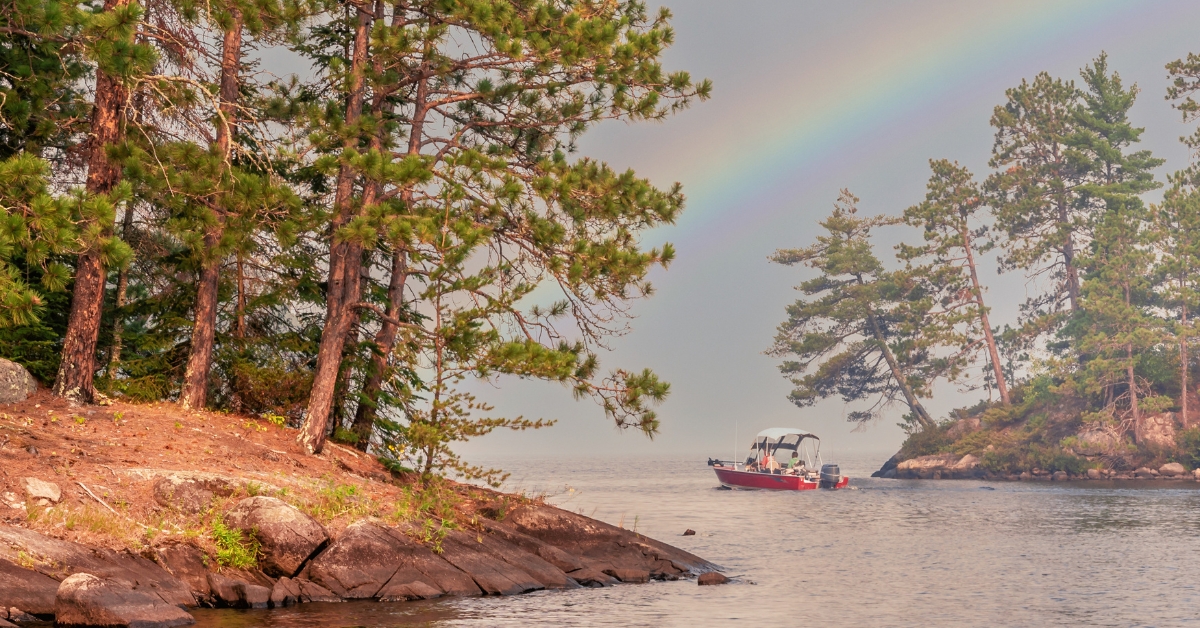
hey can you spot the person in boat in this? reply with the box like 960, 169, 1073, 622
763, 454, 781, 472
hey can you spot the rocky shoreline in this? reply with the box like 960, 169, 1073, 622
0, 491, 718, 626
873, 453, 1200, 482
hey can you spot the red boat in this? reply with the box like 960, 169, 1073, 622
708, 428, 849, 490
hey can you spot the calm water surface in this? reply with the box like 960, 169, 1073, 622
194, 454, 1200, 627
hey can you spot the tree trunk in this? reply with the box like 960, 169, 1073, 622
866, 312, 934, 430
235, 252, 246, 338
1183, 301, 1189, 429
180, 10, 243, 410
107, 202, 137, 374
350, 249, 408, 449
53, 0, 134, 403
962, 225, 1010, 404
1128, 342, 1140, 442
1059, 201, 1080, 313
299, 1, 375, 454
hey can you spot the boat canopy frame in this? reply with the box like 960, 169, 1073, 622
749, 428, 823, 468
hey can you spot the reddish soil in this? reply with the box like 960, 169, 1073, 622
0, 389, 488, 554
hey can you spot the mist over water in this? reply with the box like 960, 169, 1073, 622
194, 454, 1200, 627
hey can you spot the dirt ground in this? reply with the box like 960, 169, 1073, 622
0, 389, 492, 555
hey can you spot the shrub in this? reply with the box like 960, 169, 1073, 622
210, 520, 259, 570
899, 425, 950, 459
1177, 427, 1200, 469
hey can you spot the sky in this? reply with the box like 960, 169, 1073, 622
456, 0, 1200, 462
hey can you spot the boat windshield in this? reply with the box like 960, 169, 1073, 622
743, 431, 821, 472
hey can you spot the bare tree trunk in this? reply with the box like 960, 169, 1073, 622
53, 0, 134, 403
1059, 201, 1080, 313
1129, 343, 1140, 442
866, 312, 934, 430
300, 1, 375, 453
961, 225, 1010, 404
180, 9, 243, 409
350, 249, 407, 449
107, 202, 137, 374
1183, 300, 1190, 429
235, 252, 246, 338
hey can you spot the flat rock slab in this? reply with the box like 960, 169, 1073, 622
437, 532, 543, 596
0, 525, 195, 607
0, 557, 59, 616
152, 476, 233, 515
224, 496, 328, 578
504, 503, 716, 580
55, 573, 195, 627
23, 477, 61, 506
305, 521, 480, 600
0, 359, 36, 405
446, 529, 577, 590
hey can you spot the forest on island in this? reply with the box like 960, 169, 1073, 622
772, 52, 1200, 474
0, 0, 709, 484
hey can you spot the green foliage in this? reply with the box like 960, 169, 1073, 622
210, 520, 259, 570
898, 425, 950, 459
1176, 427, 1200, 469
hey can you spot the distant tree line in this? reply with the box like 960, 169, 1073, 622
772, 52, 1200, 443
0, 0, 709, 484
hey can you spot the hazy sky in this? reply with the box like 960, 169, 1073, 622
457, 0, 1200, 462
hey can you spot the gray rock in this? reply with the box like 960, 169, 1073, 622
1087, 468, 1102, 480
0, 359, 36, 405
22, 477, 60, 506
224, 497, 328, 578
206, 573, 269, 609
604, 568, 649, 584
698, 571, 730, 586
0, 526, 194, 607
1052, 471, 1069, 481
269, 578, 301, 607
153, 544, 210, 602
425, 532, 542, 596
0, 557, 58, 616
305, 521, 480, 600
1160, 462, 1186, 477
54, 573, 195, 627
565, 567, 616, 588
0, 618, 14, 628
1019, 472, 1032, 481
1134, 467, 1156, 478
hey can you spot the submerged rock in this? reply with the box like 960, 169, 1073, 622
224, 496, 328, 578
54, 573, 195, 628
698, 572, 730, 586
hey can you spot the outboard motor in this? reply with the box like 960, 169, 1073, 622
819, 463, 841, 488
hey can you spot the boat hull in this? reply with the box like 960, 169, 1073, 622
713, 466, 849, 490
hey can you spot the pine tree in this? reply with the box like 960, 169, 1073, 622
986, 72, 1087, 325
1062, 55, 1165, 441
294, 0, 710, 453
52, 0, 154, 402
769, 191, 939, 431
900, 160, 1010, 404
1151, 170, 1200, 427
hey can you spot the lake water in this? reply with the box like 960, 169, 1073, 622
193, 454, 1200, 627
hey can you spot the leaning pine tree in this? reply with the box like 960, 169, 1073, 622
769, 191, 940, 432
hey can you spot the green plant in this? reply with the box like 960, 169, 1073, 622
210, 520, 259, 570
264, 412, 287, 428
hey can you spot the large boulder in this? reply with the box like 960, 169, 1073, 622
223, 497, 328, 578
0, 526, 195, 607
1072, 427, 1124, 456
54, 573, 195, 627
1141, 413, 1178, 449
1160, 462, 1186, 477
0, 557, 59, 616
0, 359, 36, 404
304, 520, 479, 599
945, 417, 981, 440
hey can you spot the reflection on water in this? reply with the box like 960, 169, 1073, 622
194, 455, 1200, 627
